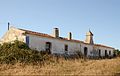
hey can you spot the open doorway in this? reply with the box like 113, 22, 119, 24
98, 49, 101, 57
45, 42, 52, 54
84, 47, 88, 56
105, 50, 107, 57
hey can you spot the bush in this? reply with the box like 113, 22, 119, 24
0, 40, 50, 64
114, 49, 120, 57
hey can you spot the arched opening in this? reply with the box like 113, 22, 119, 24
105, 50, 107, 57
84, 47, 88, 56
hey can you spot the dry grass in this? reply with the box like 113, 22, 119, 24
0, 57, 120, 75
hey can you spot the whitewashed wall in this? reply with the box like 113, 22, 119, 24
94, 46, 114, 57
27, 34, 114, 57
0, 27, 114, 57
81, 43, 94, 57
27, 34, 79, 54
1, 27, 26, 43
27, 34, 94, 56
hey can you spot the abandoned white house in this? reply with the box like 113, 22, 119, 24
0, 27, 115, 57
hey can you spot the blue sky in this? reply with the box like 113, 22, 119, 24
0, 0, 120, 49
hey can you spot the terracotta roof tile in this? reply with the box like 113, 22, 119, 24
19, 28, 114, 49
19, 28, 84, 43
94, 44, 114, 49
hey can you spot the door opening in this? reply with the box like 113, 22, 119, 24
46, 42, 52, 54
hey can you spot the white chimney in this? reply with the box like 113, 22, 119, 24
53, 28, 59, 38
68, 32, 72, 40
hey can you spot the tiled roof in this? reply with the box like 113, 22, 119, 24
19, 28, 114, 49
19, 28, 85, 43
94, 44, 114, 49
20, 29, 55, 38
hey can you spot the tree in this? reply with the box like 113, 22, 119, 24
114, 49, 120, 57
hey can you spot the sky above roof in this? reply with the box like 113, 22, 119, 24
0, 0, 120, 49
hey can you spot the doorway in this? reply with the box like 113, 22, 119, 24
98, 49, 101, 57
105, 50, 107, 57
84, 47, 88, 56
46, 42, 52, 54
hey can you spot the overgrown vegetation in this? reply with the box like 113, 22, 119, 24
0, 41, 120, 75
0, 57, 120, 75
0, 40, 119, 64
0, 40, 85, 65
115, 49, 120, 57
0, 40, 52, 64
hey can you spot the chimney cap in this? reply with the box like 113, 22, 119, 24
54, 28, 59, 29
86, 30, 93, 36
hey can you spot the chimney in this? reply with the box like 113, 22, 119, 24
53, 28, 59, 38
85, 30, 94, 45
8, 22, 10, 30
68, 32, 72, 40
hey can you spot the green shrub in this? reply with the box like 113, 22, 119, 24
0, 40, 50, 64
114, 49, 120, 57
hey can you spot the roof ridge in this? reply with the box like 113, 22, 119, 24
95, 44, 114, 49
18, 28, 85, 43
18, 28, 114, 49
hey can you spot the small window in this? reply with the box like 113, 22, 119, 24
109, 51, 111, 55
26, 36, 29, 46
65, 45, 68, 51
